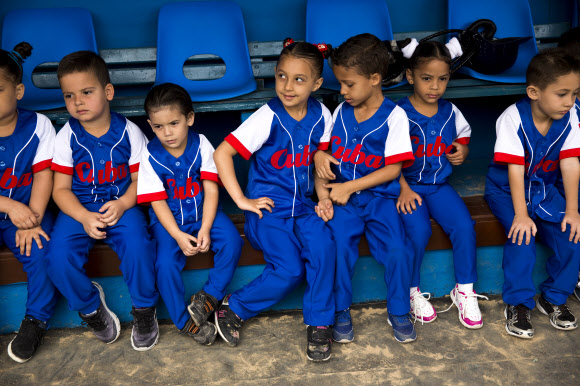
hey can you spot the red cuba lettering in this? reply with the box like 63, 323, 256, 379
75, 162, 93, 183
0, 169, 34, 189
167, 177, 201, 199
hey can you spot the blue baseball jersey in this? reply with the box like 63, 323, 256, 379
0, 109, 55, 220
330, 98, 413, 199
398, 97, 471, 185
486, 98, 580, 222
51, 112, 147, 204
226, 97, 332, 218
136, 130, 218, 225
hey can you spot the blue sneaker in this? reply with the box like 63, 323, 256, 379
332, 308, 354, 343
387, 312, 417, 343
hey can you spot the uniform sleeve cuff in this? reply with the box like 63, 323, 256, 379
559, 148, 580, 160
32, 159, 52, 173
51, 163, 74, 175
494, 152, 525, 165
385, 151, 415, 166
455, 137, 470, 145
225, 134, 252, 161
129, 163, 140, 173
137, 191, 168, 204
318, 141, 330, 151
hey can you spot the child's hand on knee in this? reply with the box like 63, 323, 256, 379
315, 198, 334, 222
15, 226, 50, 257
509, 214, 537, 245
7, 202, 40, 230
175, 230, 200, 256
397, 188, 422, 214
314, 151, 338, 180
196, 227, 211, 253
236, 196, 274, 219
561, 211, 580, 243
81, 212, 107, 240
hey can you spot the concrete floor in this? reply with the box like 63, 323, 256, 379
1, 296, 579, 385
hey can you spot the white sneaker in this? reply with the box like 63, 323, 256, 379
410, 288, 437, 323
445, 284, 488, 329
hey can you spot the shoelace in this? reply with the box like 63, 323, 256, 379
131, 309, 155, 333
411, 291, 433, 325
513, 304, 531, 324
555, 303, 574, 321
81, 310, 107, 331
441, 289, 488, 320
335, 309, 351, 324
390, 313, 412, 326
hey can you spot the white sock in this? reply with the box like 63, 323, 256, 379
457, 283, 474, 293
410, 287, 419, 296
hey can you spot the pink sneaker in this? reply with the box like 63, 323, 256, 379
410, 288, 437, 323
448, 285, 488, 329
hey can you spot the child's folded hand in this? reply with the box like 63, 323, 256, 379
324, 182, 353, 206
7, 202, 40, 230
15, 226, 50, 257
446, 142, 469, 165
175, 230, 200, 256
81, 212, 107, 240
314, 151, 339, 180
196, 228, 211, 253
508, 214, 537, 246
561, 211, 580, 243
236, 196, 274, 219
397, 188, 422, 214
315, 198, 334, 222
98, 200, 128, 226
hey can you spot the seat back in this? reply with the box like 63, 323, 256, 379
155, 1, 256, 102
2, 7, 98, 110
306, 0, 393, 90
448, 0, 538, 83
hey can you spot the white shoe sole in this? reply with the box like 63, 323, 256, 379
92, 281, 121, 344
503, 307, 534, 339
451, 290, 483, 330
7, 338, 29, 363
214, 299, 238, 347
387, 318, 416, 343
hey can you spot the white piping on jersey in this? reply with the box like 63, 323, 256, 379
187, 145, 202, 223
432, 109, 454, 184
306, 111, 324, 192
519, 122, 533, 207
408, 118, 426, 182
109, 126, 128, 198
150, 154, 185, 225
4, 123, 38, 219
353, 115, 390, 180
71, 130, 98, 202
338, 108, 348, 174
272, 112, 297, 217
539, 204, 552, 216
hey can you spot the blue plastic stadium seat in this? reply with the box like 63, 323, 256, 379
2, 7, 98, 110
448, 0, 538, 83
306, 0, 394, 90
155, 1, 256, 102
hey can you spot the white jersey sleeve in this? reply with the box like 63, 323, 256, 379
31, 113, 56, 173
126, 119, 148, 173
51, 123, 74, 175
452, 104, 471, 145
136, 147, 168, 204
318, 103, 333, 150
199, 134, 219, 182
560, 108, 580, 159
225, 104, 274, 160
384, 106, 414, 165
493, 104, 525, 165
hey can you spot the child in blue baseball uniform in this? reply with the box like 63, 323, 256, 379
485, 48, 580, 339
214, 42, 336, 362
44, 51, 159, 351
0, 43, 59, 363
396, 41, 487, 329
314, 34, 416, 344
137, 83, 243, 345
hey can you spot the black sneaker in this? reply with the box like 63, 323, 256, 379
306, 326, 332, 362
574, 272, 580, 302
536, 294, 578, 330
79, 282, 120, 344
180, 318, 217, 346
130, 307, 159, 351
215, 295, 243, 347
505, 304, 534, 339
7, 317, 47, 363
188, 290, 219, 326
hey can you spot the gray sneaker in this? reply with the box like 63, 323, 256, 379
131, 307, 159, 351
79, 282, 121, 344
504, 304, 534, 339
574, 272, 580, 302
188, 290, 219, 326
536, 294, 578, 330
180, 318, 217, 346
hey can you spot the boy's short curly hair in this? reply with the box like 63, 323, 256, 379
526, 48, 580, 90
330, 33, 390, 79
57, 50, 111, 87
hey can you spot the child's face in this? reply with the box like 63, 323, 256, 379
333, 65, 380, 107
275, 56, 322, 112
529, 72, 580, 121
406, 59, 450, 106
60, 71, 113, 126
0, 72, 24, 122
148, 106, 194, 155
